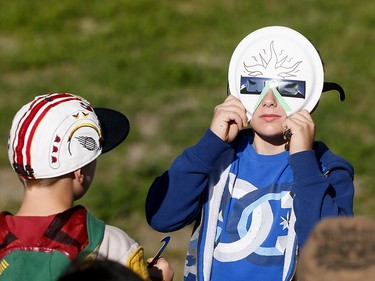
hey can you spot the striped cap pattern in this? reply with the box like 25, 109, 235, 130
8, 93, 102, 179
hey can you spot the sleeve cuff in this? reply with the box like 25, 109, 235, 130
289, 150, 322, 180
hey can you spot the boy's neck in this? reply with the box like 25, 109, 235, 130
252, 133, 286, 155
16, 178, 75, 216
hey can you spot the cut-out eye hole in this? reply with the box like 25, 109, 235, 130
228, 81, 346, 102
239, 76, 306, 99
323, 82, 345, 101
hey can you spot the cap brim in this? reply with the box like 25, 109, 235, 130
94, 107, 130, 154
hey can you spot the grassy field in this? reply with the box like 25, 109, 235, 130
0, 1, 374, 279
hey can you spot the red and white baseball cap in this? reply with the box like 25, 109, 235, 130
8, 93, 130, 179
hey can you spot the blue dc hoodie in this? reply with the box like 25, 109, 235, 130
146, 129, 354, 281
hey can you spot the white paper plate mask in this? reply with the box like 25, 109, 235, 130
228, 26, 324, 120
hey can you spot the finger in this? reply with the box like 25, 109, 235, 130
285, 111, 314, 129
289, 110, 311, 121
283, 118, 312, 134
213, 110, 246, 130
298, 109, 312, 118
223, 95, 247, 117
221, 95, 246, 112
216, 98, 248, 127
213, 109, 247, 130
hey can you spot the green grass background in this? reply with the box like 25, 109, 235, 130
0, 0, 374, 278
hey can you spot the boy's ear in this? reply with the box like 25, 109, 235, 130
73, 168, 84, 184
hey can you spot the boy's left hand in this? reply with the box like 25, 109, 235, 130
147, 257, 174, 281
282, 109, 315, 154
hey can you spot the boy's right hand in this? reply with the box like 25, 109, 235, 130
210, 95, 248, 143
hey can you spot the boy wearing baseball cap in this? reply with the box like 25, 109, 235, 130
0, 93, 173, 281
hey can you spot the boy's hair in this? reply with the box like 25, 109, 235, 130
8, 93, 130, 180
18, 175, 62, 188
58, 259, 143, 281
